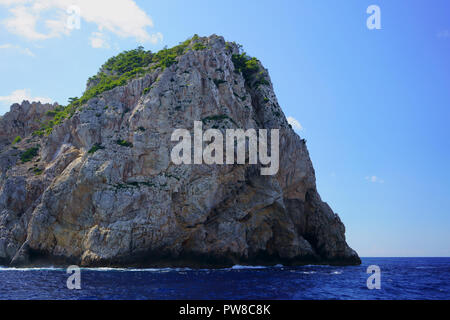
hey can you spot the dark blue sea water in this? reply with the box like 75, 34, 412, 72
0, 258, 448, 300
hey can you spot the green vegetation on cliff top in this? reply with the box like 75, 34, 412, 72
34, 35, 267, 137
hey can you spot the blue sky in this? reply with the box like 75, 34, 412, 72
0, 0, 449, 257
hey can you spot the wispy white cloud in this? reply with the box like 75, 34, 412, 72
0, 0, 162, 46
287, 116, 303, 131
0, 0, 30, 5
148, 32, 163, 44
2, 4, 67, 41
21, 47, 35, 56
365, 175, 384, 184
0, 89, 53, 106
0, 43, 35, 56
89, 31, 109, 49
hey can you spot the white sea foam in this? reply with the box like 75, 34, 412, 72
0, 267, 64, 271
331, 270, 343, 275
0, 266, 193, 272
231, 265, 268, 270
0, 264, 286, 272
80, 267, 194, 272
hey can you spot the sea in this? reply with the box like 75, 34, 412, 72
0, 257, 448, 300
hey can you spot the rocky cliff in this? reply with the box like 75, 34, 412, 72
0, 101, 57, 149
0, 35, 360, 267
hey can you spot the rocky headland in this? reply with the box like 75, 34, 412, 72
0, 35, 360, 268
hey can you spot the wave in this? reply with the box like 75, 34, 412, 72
331, 271, 343, 275
74, 267, 194, 272
0, 264, 285, 272
230, 264, 284, 270
231, 265, 267, 270
289, 270, 317, 274
0, 266, 191, 272
0, 267, 64, 271
303, 264, 334, 268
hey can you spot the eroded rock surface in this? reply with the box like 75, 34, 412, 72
0, 101, 57, 149
0, 35, 360, 267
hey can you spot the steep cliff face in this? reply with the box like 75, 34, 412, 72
0, 101, 57, 149
0, 35, 360, 267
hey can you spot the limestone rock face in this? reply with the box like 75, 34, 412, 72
0, 35, 360, 267
0, 101, 57, 149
